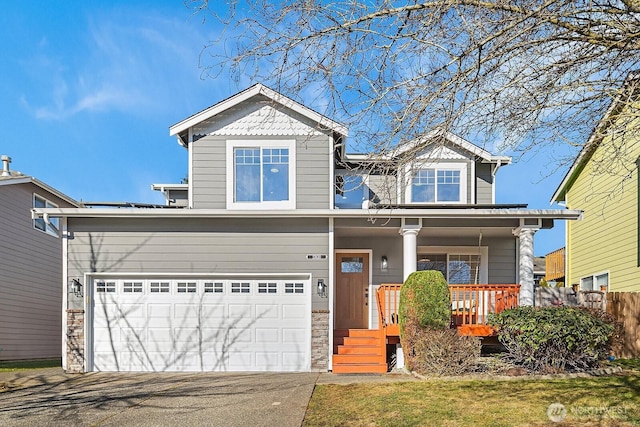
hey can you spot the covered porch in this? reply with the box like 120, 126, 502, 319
330, 212, 561, 374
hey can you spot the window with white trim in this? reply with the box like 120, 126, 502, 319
204, 282, 224, 293
231, 282, 251, 293
580, 272, 609, 291
177, 282, 197, 293
406, 163, 467, 204
227, 140, 296, 209
150, 281, 170, 293
123, 281, 143, 293
258, 282, 277, 294
285, 282, 305, 294
96, 281, 116, 293
33, 194, 59, 236
417, 246, 488, 284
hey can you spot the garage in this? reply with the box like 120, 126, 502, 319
89, 275, 312, 372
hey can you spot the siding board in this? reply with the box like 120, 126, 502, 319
0, 182, 74, 360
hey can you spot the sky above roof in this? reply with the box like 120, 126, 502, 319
0, 1, 575, 256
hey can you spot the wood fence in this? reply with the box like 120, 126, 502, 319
607, 292, 640, 358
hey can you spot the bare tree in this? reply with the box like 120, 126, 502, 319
189, 0, 640, 171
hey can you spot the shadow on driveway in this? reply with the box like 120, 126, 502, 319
0, 368, 318, 427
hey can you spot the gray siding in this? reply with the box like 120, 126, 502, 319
191, 134, 330, 209
296, 135, 330, 209
475, 162, 494, 204
0, 182, 73, 360
367, 174, 397, 206
67, 217, 330, 310
167, 189, 188, 207
192, 135, 226, 209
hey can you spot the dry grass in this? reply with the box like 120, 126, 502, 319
304, 375, 640, 426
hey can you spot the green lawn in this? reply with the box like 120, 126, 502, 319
0, 359, 61, 372
304, 375, 640, 426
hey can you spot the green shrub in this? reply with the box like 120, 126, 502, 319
398, 270, 450, 336
489, 306, 615, 373
402, 318, 481, 376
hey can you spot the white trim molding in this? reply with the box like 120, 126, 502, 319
225, 139, 297, 210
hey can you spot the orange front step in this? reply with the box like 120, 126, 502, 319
332, 363, 388, 374
333, 353, 385, 365
337, 345, 383, 355
343, 336, 381, 346
346, 329, 382, 337
332, 328, 388, 374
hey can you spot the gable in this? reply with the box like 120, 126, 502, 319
414, 144, 474, 162
192, 99, 327, 138
170, 83, 347, 146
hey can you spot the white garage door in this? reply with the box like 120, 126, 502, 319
90, 276, 311, 372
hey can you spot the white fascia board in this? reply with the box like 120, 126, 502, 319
33, 207, 583, 221
169, 84, 348, 140
151, 183, 188, 191
378, 130, 511, 165
0, 176, 80, 207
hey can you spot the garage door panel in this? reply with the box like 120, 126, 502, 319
148, 304, 172, 318
283, 352, 308, 370
282, 304, 306, 319
255, 328, 279, 343
148, 328, 173, 345
283, 328, 306, 343
174, 327, 199, 344
120, 327, 146, 345
228, 352, 252, 369
92, 277, 311, 372
255, 304, 279, 319
256, 352, 279, 368
228, 304, 253, 319
228, 327, 252, 344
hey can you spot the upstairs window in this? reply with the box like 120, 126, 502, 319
335, 174, 367, 208
407, 163, 467, 204
33, 194, 59, 236
227, 140, 295, 209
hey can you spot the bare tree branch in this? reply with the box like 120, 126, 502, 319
189, 0, 640, 179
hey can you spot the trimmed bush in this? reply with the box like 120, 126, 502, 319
398, 270, 450, 335
402, 318, 481, 376
489, 306, 615, 373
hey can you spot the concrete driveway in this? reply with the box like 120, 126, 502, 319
0, 368, 318, 427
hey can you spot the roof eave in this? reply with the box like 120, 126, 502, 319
169, 84, 348, 142
33, 207, 583, 221
0, 176, 80, 207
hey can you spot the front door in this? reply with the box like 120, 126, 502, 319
335, 252, 369, 329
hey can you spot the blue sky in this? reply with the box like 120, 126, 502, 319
0, 1, 576, 256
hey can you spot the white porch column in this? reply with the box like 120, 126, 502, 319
401, 225, 421, 281
513, 226, 539, 306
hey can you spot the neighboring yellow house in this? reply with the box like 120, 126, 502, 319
552, 73, 640, 292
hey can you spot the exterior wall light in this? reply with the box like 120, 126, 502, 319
317, 279, 327, 298
381, 255, 388, 270
69, 279, 83, 297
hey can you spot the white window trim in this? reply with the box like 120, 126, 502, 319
226, 139, 296, 210
580, 271, 609, 291
417, 245, 488, 284
404, 162, 468, 204
33, 193, 59, 237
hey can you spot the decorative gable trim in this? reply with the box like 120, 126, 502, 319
193, 105, 324, 137
170, 84, 347, 146
415, 145, 468, 161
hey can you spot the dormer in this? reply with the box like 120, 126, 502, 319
169, 84, 347, 210
334, 131, 510, 208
